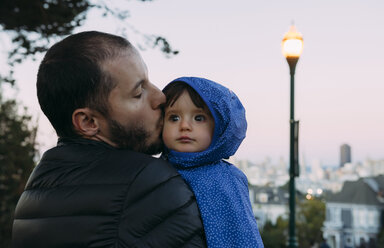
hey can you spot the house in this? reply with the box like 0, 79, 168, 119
323, 175, 384, 248
248, 185, 289, 228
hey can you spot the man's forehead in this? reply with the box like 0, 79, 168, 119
102, 51, 147, 92
102, 49, 137, 67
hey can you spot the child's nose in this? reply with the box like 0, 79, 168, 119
180, 119, 191, 131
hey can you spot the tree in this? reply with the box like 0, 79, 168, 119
259, 196, 326, 248
0, 0, 178, 84
377, 228, 384, 247
297, 198, 326, 248
0, 94, 38, 248
260, 217, 288, 248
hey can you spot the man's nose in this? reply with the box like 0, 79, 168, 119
150, 84, 166, 109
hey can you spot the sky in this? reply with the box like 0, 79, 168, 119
1, 0, 384, 167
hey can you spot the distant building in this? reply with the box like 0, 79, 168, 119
363, 159, 384, 177
340, 144, 352, 167
323, 175, 384, 248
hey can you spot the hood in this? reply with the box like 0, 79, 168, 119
163, 77, 247, 168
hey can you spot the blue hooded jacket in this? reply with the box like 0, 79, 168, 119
163, 77, 264, 248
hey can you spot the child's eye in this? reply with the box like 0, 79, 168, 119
169, 115, 180, 122
195, 115, 206, 122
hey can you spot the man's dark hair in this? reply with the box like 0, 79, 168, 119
37, 31, 134, 138
163, 82, 207, 110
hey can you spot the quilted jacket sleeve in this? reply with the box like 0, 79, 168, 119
117, 159, 206, 248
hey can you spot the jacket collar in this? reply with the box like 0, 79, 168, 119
57, 137, 116, 150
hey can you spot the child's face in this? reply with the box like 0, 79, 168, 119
163, 91, 214, 153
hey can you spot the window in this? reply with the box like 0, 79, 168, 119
259, 193, 268, 203
326, 208, 331, 221
341, 209, 352, 228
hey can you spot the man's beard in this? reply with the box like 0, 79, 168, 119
107, 118, 163, 155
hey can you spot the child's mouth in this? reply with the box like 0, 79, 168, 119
177, 136, 193, 142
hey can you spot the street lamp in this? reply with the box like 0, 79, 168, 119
282, 24, 303, 248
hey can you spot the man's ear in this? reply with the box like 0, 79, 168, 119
72, 108, 100, 137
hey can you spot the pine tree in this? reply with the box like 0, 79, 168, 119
0, 0, 177, 83
0, 94, 37, 247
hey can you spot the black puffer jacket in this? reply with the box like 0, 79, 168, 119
12, 138, 206, 248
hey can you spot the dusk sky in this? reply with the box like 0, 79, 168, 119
2, 0, 383, 167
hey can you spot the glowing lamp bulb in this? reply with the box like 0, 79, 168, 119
282, 25, 303, 58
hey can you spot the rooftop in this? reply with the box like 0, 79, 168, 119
327, 175, 384, 206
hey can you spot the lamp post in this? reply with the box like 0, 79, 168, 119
282, 24, 303, 248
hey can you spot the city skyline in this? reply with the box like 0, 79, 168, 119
1, 0, 383, 166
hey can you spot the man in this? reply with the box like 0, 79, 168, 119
12, 31, 206, 247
